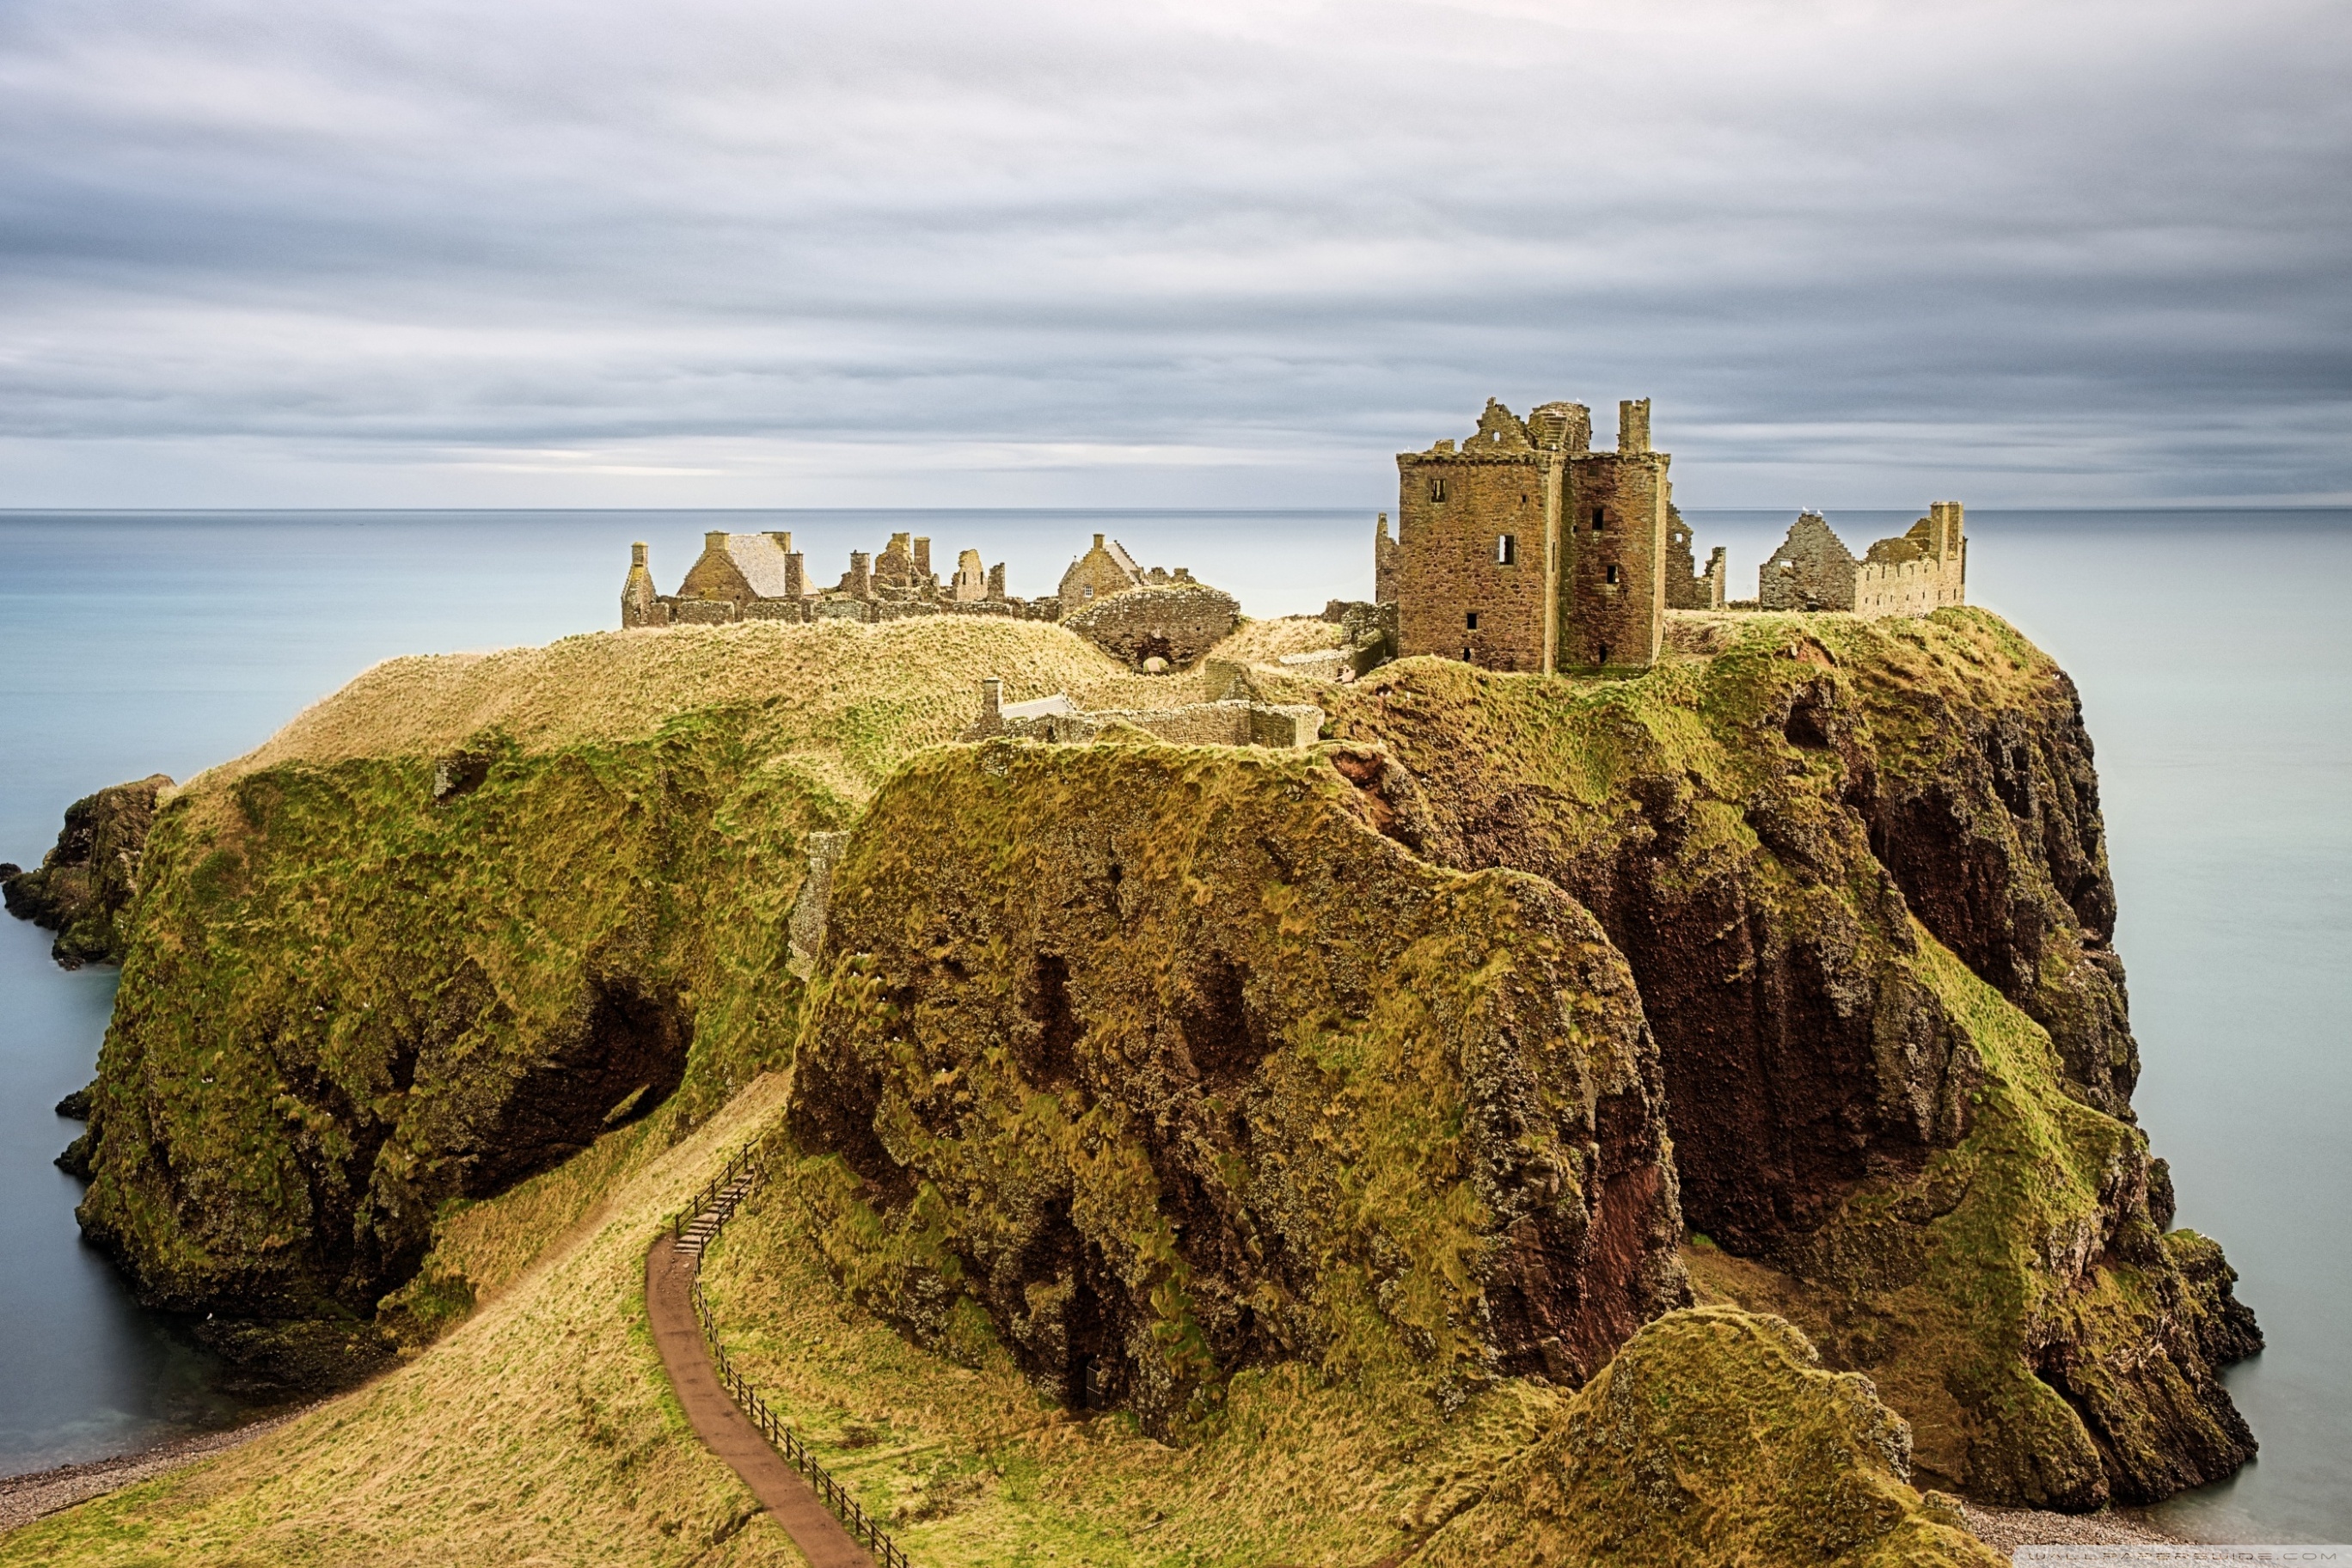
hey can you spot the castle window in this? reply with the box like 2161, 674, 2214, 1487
1081, 585, 1094, 599
1606, 564, 1620, 585
1462, 646, 1473, 662
1591, 508, 1605, 533
1598, 642, 1611, 665
1430, 477, 1448, 503
1466, 611, 1479, 630
1496, 534, 1516, 566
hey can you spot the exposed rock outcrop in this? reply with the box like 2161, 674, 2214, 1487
1310, 609, 2257, 1510
63, 616, 1141, 1388
3, 774, 172, 966
1420, 1308, 2000, 1568
785, 740, 1688, 1436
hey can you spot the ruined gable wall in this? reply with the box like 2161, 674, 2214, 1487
1758, 515, 1858, 612
1394, 450, 1553, 672
1058, 540, 1140, 613
677, 536, 757, 609
1559, 453, 1669, 669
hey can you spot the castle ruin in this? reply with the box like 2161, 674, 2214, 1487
622, 530, 1234, 669
1375, 397, 1970, 671
1386, 396, 1675, 672
1757, 505, 1967, 616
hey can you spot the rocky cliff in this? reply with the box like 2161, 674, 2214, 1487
58, 617, 1148, 1378
3, 773, 172, 966
52, 606, 2255, 1516
783, 741, 1687, 1436
1295, 607, 2257, 1509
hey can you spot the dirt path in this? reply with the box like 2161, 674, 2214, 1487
646, 1235, 875, 1568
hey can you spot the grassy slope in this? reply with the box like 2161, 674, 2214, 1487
2, 1078, 800, 1568
80, 616, 1185, 1318
696, 1180, 1565, 1568
7, 611, 2073, 1564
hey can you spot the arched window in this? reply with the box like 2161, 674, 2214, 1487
1496, 534, 1516, 566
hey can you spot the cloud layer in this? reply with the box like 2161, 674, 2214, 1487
2, 0, 2346, 506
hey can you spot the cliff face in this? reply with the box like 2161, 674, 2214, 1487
1307, 608, 2256, 1509
59, 608, 2253, 1513
62, 617, 1161, 1387
3, 773, 172, 966
783, 742, 1687, 1436
74, 722, 830, 1330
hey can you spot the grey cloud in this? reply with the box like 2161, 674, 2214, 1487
0, 0, 2346, 505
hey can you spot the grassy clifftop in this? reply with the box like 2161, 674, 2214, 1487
24, 605, 2255, 1565
197, 616, 1165, 792
71, 617, 1156, 1341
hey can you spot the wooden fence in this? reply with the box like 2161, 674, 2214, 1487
672, 1142, 914, 1568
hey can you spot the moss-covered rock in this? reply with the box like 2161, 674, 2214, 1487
3, 773, 172, 966
784, 739, 1688, 1436
1419, 1307, 2001, 1568
69, 617, 1140, 1369
1306, 609, 2256, 1508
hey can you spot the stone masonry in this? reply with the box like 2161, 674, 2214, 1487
1387, 396, 1675, 672
1758, 505, 1967, 618
623, 529, 1225, 634
1063, 583, 1240, 671
622, 530, 1030, 628
1666, 505, 1727, 610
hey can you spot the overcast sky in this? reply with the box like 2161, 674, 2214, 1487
0, 0, 2345, 510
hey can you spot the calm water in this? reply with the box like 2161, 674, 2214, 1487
0, 509, 2344, 1542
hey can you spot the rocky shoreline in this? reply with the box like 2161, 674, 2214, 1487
0, 1407, 309, 1535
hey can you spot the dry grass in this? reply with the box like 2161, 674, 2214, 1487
1, 1080, 804, 1568
191, 617, 1140, 792
696, 1179, 1565, 1568
1203, 616, 1348, 668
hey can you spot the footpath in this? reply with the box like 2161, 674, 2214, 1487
645, 1168, 881, 1568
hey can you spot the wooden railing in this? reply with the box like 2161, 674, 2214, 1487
675, 1142, 914, 1568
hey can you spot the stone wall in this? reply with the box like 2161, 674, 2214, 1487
1758, 505, 1967, 619
1758, 512, 1859, 611
787, 830, 853, 978
1013, 700, 1321, 749
1392, 397, 1678, 674
1664, 509, 1727, 610
1559, 437, 1669, 671
1394, 438, 1553, 674
1064, 584, 1240, 670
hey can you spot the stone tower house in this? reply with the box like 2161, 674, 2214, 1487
1389, 396, 1672, 672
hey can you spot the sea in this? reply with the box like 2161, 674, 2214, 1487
1, 508, 2346, 1542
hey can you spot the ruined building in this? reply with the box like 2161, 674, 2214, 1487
1057, 534, 1200, 611
1386, 396, 1675, 672
621, 530, 1235, 669
1758, 505, 1967, 617
1667, 505, 1727, 610
622, 530, 1024, 627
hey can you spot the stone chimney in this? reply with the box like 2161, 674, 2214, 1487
622, 542, 658, 628
1617, 399, 1652, 455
